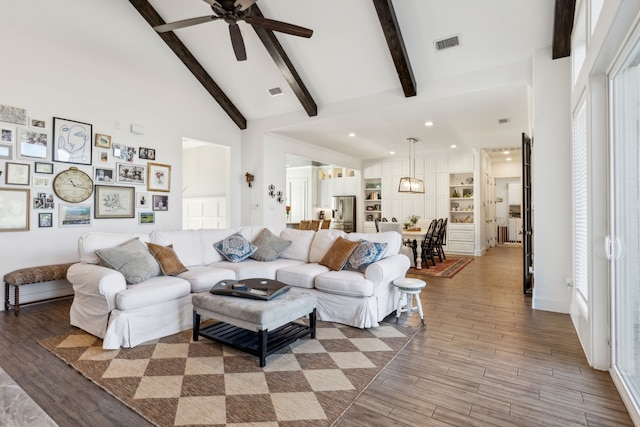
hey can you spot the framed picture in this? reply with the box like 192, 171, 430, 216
136, 191, 150, 208
32, 175, 51, 187
1, 123, 16, 143
30, 118, 46, 129
147, 162, 171, 192
94, 185, 135, 219
34, 162, 53, 174
152, 194, 168, 211
113, 144, 136, 162
116, 162, 145, 185
94, 167, 114, 183
38, 212, 53, 228
0, 143, 12, 160
99, 150, 108, 163
18, 128, 48, 160
5, 162, 30, 185
0, 188, 29, 231
139, 211, 155, 225
59, 203, 91, 227
52, 117, 92, 165
95, 133, 111, 148
139, 147, 156, 160
0, 105, 27, 126
34, 192, 54, 209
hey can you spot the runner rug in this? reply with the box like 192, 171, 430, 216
407, 257, 473, 278
40, 320, 418, 426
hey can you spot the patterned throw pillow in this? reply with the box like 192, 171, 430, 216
146, 242, 189, 275
343, 240, 388, 273
95, 238, 160, 284
319, 237, 360, 271
250, 228, 292, 262
214, 233, 257, 263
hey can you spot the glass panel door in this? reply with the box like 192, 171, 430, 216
612, 39, 640, 409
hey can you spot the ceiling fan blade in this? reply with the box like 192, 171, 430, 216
229, 23, 247, 61
234, 0, 257, 11
244, 16, 313, 38
154, 15, 219, 33
201, 0, 219, 6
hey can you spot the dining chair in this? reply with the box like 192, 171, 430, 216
298, 220, 310, 230
391, 217, 398, 222
309, 219, 321, 231
436, 218, 448, 260
320, 219, 331, 229
374, 217, 381, 232
420, 219, 440, 267
381, 217, 388, 222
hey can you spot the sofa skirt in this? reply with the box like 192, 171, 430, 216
102, 294, 193, 349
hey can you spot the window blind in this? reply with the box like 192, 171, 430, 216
573, 102, 588, 302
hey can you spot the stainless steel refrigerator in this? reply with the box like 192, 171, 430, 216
331, 196, 356, 232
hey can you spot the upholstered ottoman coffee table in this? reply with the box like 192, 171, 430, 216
192, 284, 316, 367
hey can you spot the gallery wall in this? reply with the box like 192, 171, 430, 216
0, 1, 241, 305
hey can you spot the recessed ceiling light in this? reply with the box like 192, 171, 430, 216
424, 121, 434, 127
348, 132, 356, 137
450, 144, 457, 148
503, 150, 510, 155
506, 157, 512, 161
390, 151, 395, 155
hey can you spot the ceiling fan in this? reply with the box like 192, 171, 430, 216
154, 0, 313, 61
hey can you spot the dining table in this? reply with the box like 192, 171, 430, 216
402, 229, 427, 269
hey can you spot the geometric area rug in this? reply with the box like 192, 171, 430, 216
39, 320, 418, 426
407, 257, 474, 278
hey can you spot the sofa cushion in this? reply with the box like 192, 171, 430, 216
250, 228, 291, 262
314, 271, 375, 297
146, 242, 189, 276
214, 233, 257, 263
319, 237, 360, 271
208, 258, 304, 280
346, 231, 400, 258
309, 229, 346, 263
149, 229, 205, 267
78, 232, 150, 264
116, 276, 191, 310
343, 240, 388, 273
278, 229, 316, 262
95, 238, 160, 284
276, 263, 330, 289
177, 266, 236, 293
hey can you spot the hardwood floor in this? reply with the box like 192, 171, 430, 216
0, 245, 632, 426
339, 246, 633, 426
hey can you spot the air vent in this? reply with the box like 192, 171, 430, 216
434, 35, 460, 51
268, 87, 284, 97
498, 118, 511, 124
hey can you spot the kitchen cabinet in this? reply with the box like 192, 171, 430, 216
508, 182, 521, 206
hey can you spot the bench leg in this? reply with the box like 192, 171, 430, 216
310, 308, 317, 339
258, 329, 268, 367
4, 283, 9, 312
192, 310, 201, 341
14, 286, 19, 316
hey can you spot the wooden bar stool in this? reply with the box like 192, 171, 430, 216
393, 278, 426, 326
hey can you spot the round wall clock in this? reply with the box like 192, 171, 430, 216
53, 167, 94, 203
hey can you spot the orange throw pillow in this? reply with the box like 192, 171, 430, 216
319, 237, 360, 271
146, 242, 189, 276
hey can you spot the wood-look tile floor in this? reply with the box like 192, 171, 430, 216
0, 245, 632, 426
338, 245, 633, 426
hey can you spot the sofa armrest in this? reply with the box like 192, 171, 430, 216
67, 263, 126, 312
364, 254, 410, 286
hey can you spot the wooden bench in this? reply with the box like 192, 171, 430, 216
4, 262, 75, 315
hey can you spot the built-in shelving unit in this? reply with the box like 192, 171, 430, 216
449, 173, 474, 224
364, 178, 382, 223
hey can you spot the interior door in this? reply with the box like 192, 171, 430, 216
522, 133, 533, 294
287, 177, 308, 223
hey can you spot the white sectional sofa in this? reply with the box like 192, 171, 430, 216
67, 226, 410, 349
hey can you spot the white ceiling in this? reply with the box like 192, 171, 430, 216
148, 0, 555, 162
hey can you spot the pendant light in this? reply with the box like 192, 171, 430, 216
398, 137, 425, 193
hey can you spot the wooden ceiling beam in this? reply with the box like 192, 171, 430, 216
250, 5, 318, 117
129, 0, 247, 129
552, 0, 576, 59
372, 0, 416, 97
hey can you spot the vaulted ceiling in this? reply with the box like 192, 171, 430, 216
131, 0, 572, 161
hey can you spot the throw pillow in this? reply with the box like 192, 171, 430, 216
146, 242, 189, 276
319, 237, 360, 271
250, 228, 292, 262
214, 233, 257, 263
343, 240, 388, 273
95, 238, 160, 284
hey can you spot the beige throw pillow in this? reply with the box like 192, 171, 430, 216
319, 237, 360, 271
146, 242, 189, 276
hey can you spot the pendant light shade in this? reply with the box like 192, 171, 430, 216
398, 138, 424, 194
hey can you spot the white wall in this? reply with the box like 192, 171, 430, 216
531, 47, 572, 313
183, 144, 230, 197
0, 1, 241, 305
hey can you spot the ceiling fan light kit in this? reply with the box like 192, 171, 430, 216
154, 0, 313, 62
398, 137, 425, 194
